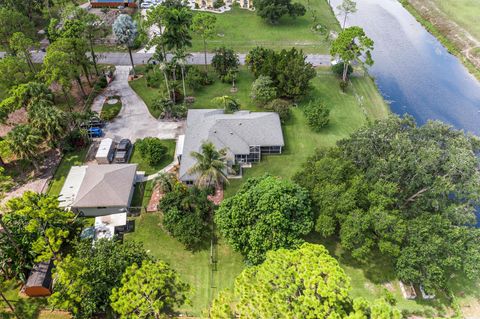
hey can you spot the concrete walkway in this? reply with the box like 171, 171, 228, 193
101, 66, 184, 142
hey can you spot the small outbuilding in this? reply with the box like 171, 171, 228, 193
24, 260, 53, 297
95, 138, 115, 164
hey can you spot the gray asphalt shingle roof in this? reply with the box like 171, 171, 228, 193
72, 164, 138, 208
179, 109, 284, 181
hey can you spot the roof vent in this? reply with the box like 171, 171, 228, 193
239, 122, 242, 126
230, 132, 233, 135
213, 130, 217, 133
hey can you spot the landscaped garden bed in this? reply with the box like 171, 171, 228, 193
100, 95, 122, 121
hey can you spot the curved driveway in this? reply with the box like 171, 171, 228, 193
99, 66, 184, 142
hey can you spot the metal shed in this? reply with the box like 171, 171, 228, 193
95, 138, 114, 164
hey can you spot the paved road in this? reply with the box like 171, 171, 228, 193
1, 51, 331, 67
101, 66, 184, 142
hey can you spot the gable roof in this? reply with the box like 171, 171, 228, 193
72, 164, 137, 208
179, 109, 284, 181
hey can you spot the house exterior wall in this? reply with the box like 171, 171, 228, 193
74, 206, 128, 217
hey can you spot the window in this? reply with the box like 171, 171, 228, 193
261, 146, 282, 154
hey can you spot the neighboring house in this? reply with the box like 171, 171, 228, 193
195, 0, 253, 9
24, 260, 53, 297
178, 109, 284, 184
89, 0, 137, 8
59, 164, 138, 217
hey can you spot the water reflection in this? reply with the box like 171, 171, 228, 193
330, 0, 480, 134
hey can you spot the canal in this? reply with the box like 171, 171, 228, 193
330, 0, 480, 135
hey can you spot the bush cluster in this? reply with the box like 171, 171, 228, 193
135, 137, 168, 166
302, 100, 330, 131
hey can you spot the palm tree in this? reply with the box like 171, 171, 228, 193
188, 142, 228, 188
172, 49, 191, 101
6, 124, 43, 172
211, 96, 240, 113
159, 61, 171, 101
28, 102, 66, 143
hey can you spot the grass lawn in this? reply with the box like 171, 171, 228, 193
434, 0, 480, 40
190, 0, 340, 53
47, 148, 88, 197
125, 213, 244, 316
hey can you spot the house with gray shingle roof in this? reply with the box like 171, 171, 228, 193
59, 164, 138, 217
178, 109, 285, 184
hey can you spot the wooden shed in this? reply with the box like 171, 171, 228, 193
24, 260, 53, 297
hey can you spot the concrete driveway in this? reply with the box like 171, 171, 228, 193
101, 66, 184, 142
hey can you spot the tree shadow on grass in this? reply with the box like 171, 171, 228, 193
305, 232, 396, 284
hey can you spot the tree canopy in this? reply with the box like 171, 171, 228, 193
49, 240, 150, 319
246, 47, 316, 100
215, 175, 313, 264
209, 243, 401, 318
159, 180, 214, 250
294, 115, 480, 291
330, 26, 374, 82
110, 260, 190, 318
253, 0, 306, 24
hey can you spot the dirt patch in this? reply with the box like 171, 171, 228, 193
406, 0, 480, 69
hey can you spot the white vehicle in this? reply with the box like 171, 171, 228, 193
141, 2, 153, 8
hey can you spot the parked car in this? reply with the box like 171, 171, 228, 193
81, 117, 105, 129
114, 139, 132, 163
88, 127, 103, 138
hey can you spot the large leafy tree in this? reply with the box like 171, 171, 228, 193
5, 192, 79, 262
253, 0, 306, 24
0, 56, 32, 91
42, 49, 76, 106
191, 13, 217, 72
8, 32, 37, 74
188, 142, 228, 188
211, 46, 239, 81
113, 14, 138, 75
215, 175, 313, 264
159, 181, 214, 250
294, 115, 480, 291
246, 47, 316, 100
110, 260, 190, 318
49, 240, 150, 319
145, 4, 169, 61
0, 8, 35, 47
209, 243, 401, 318
330, 26, 374, 82
337, 0, 357, 29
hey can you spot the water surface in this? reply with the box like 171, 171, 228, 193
330, 0, 480, 134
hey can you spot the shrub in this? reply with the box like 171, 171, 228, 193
186, 66, 207, 90
135, 137, 168, 166
153, 98, 187, 119
213, 0, 225, 8
331, 62, 353, 79
303, 100, 330, 131
265, 98, 291, 123
146, 71, 162, 88
250, 75, 277, 105
97, 76, 108, 88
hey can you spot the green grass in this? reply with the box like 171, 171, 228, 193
129, 139, 176, 175
190, 1, 340, 53
125, 213, 244, 316
434, 0, 480, 40
100, 95, 122, 121
224, 72, 389, 196
47, 148, 88, 197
